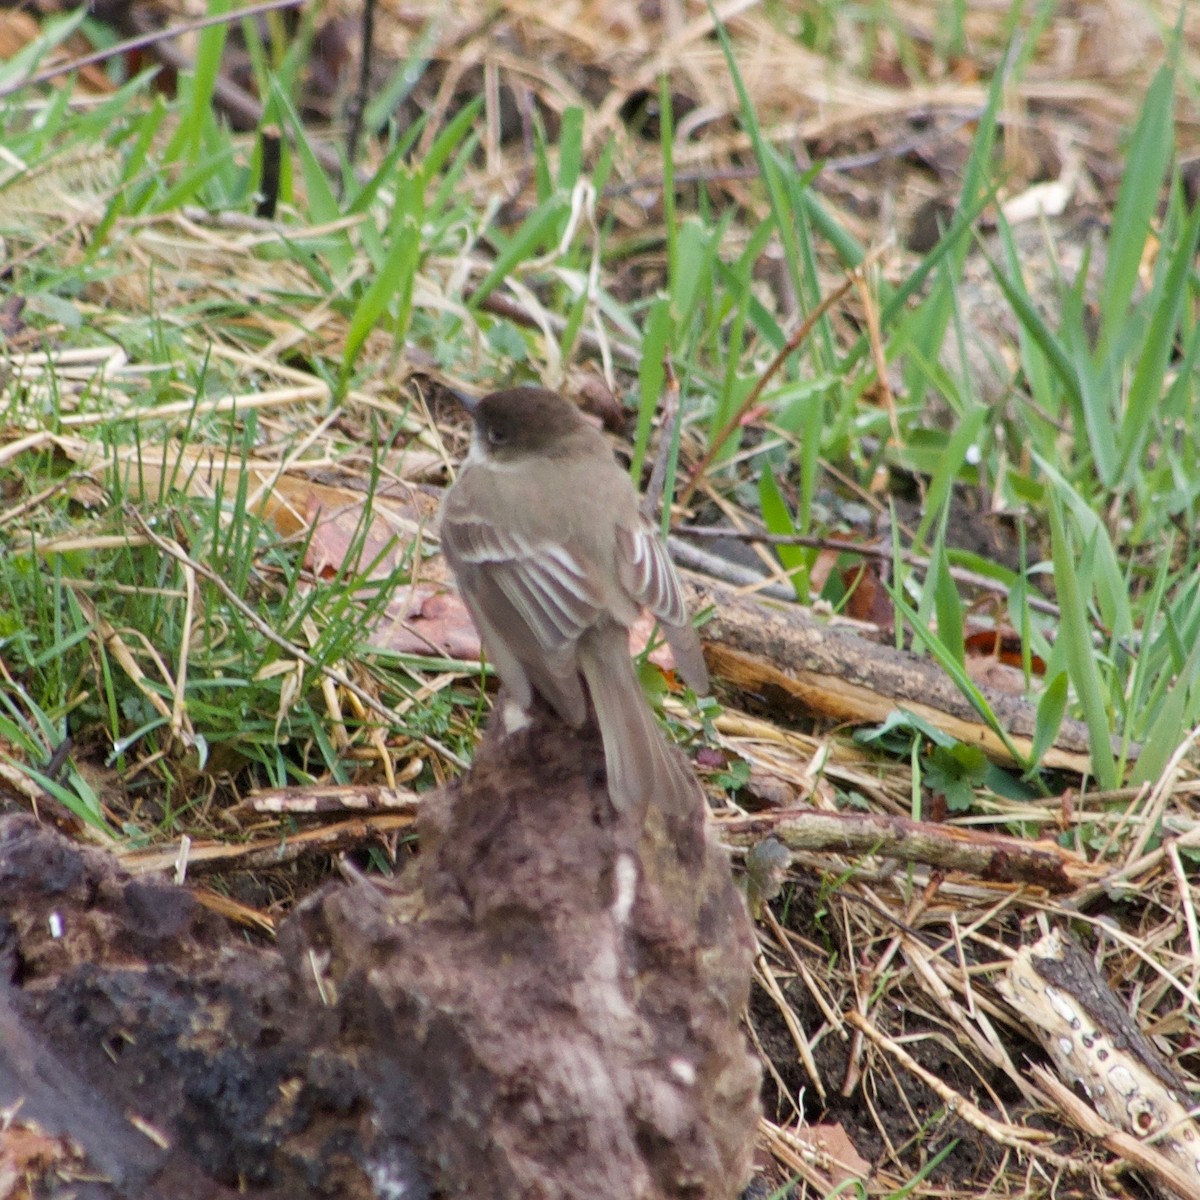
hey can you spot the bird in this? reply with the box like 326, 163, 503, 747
439, 386, 709, 816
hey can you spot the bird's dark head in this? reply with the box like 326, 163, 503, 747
464, 387, 592, 462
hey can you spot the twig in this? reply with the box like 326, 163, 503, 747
345, 0, 377, 168
603, 107, 985, 198
239, 783, 420, 816
0, 0, 303, 99
475, 292, 642, 371
667, 536, 798, 602
255, 126, 283, 219
718, 807, 1096, 893
680, 525, 1061, 618
753, 936, 828, 1105
847, 1011, 1075, 1166
692, 576, 1109, 771
1070, 812, 1200, 902
120, 812, 416, 876
679, 269, 861, 508
1031, 1068, 1200, 1200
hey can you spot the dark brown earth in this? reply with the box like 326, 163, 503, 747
0, 701, 759, 1199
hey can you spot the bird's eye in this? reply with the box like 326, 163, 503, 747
486, 424, 507, 446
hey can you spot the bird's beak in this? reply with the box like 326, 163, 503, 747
447, 387, 479, 413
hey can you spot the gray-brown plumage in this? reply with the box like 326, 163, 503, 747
440, 387, 708, 815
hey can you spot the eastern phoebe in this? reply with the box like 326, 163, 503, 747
440, 387, 708, 815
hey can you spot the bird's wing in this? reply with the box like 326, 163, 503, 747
441, 512, 603, 652
614, 520, 709, 694
614, 521, 689, 627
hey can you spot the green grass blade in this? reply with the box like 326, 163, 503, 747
1029, 672, 1068, 772
1117, 196, 1200, 481
1047, 495, 1118, 788
557, 106, 584, 192
759, 470, 808, 600
163, 0, 231, 164
912, 403, 987, 551
930, 538, 965, 667
705, 0, 802, 313
0, 8, 87, 92
468, 194, 570, 308
342, 167, 426, 375
1099, 62, 1175, 355
632, 296, 672, 477
889, 586, 1028, 769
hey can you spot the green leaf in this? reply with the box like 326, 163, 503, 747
899, 46, 1005, 403
423, 96, 484, 181
855, 708, 953, 754
983, 234, 1083, 415
363, 16, 442, 134
1034, 453, 1132, 639
1131, 632, 1200, 785
758, 471, 808, 600
11, 760, 114, 837
670, 218, 715, 328
984, 762, 1040, 801
0, 8, 87, 94
889, 586, 1029, 770
1029, 672, 1068, 771
274, 84, 342, 227
705, 1, 804, 316
485, 320, 528, 361
926, 742, 989, 813
659, 73, 677, 292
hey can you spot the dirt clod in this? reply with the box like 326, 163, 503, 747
0, 703, 758, 1199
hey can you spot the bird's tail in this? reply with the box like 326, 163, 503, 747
578, 625, 701, 817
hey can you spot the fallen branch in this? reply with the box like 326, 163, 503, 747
691, 579, 1123, 774
719, 807, 1096, 894
119, 812, 416, 877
